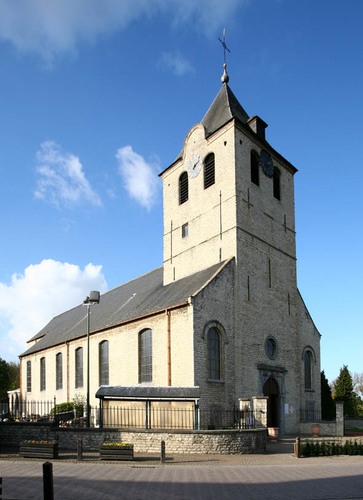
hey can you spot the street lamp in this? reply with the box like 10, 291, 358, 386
83, 291, 100, 427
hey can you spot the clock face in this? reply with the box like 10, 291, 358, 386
259, 150, 274, 177
188, 154, 202, 178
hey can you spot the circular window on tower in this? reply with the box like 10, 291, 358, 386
265, 336, 278, 360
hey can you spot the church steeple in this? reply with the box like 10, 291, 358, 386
201, 83, 250, 137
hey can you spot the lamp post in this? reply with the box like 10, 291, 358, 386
83, 291, 100, 428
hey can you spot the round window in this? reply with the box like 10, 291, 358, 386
265, 337, 277, 359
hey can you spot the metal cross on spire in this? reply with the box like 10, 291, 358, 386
218, 28, 231, 65
218, 28, 231, 83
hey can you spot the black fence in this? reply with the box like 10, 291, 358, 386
0, 399, 56, 422
300, 409, 336, 422
99, 405, 263, 431
1, 399, 264, 431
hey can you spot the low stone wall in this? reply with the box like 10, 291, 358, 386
345, 418, 363, 429
299, 421, 337, 437
0, 423, 267, 455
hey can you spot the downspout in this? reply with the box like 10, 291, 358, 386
19, 358, 22, 400
166, 309, 171, 386
66, 341, 70, 402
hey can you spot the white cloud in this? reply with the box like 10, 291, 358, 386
0, 0, 244, 61
0, 259, 107, 362
35, 141, 102, 208
159, 51, 194, 76
116, 145, 160, 210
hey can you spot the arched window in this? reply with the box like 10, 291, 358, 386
207, 327, 221, 380
40, 357, 46, 391
99, 340, 109, 386
75, 347, 83, 388
139, 329, 152, 383
273, 167, 281, 200
56, 352, 63, 390
204, 153, 215, 189
26, 361, 31, 393
304, 350, 312, 390
250, 150, 260, 186
179, 172, 188, 204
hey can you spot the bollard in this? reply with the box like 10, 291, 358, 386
77, 439, 83, 461
293, 436, 301, 458
160, 440, 165, 464
43, 462, 54, 500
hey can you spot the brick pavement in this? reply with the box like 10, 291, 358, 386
1, 439, 363, 499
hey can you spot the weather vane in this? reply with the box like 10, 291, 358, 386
218, 28, 231, 65
218, 28, 230, 83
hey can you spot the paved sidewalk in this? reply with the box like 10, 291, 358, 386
1, 439, 363, 499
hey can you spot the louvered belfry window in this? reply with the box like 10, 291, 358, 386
179, 172, 188, 204
273, 167, 281, 200
204, 153, 215, 189
250, 150, 260, 186
139, 329, 152, 383
99, 340, 109, 385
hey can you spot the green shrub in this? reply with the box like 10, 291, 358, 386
50, 402, 74, 415
300, 438, 363, 457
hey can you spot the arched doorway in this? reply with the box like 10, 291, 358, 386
263, 377, 280, 427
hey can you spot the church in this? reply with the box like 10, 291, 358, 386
19, 62, 321, 435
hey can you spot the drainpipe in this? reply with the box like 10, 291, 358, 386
166, 309, 171, 386
19, 358, 22, 400
66, 341, 70, 402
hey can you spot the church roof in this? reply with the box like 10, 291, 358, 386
201, 83, 250, 137
20, 260, 229, 357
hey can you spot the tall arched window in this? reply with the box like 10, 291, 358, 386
99, 340, 109, 386
273, 167, 281, 200
204, 153, 215, 189
26, 361, 31, 393
40, 357, 46, 391
304, 350, 312, 390
179, 172, 188, 204
207, 327, 221, 380
139, 329, 152, 383
250, 150, 260, 186
56, 352, 63, 390
75, 347, 83, 388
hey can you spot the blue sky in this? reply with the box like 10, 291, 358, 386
0, 0, 362, 384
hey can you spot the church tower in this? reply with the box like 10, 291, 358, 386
160, 61, 320, 435
160, 64, 297, 287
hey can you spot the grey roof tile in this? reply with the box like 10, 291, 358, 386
201, 83, 250, 137
96, 385, 201, 400
21, 261, 228, 357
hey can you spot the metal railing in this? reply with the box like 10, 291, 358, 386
300, 409, 336, 422
1, 399, 265, 431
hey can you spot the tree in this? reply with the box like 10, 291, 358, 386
0, 358, 20, 401
321, 370, 335, 420
0, 358, 11, 401
7, 362, 20, 390
353, 373, 363, 398
334, 365, 358, 417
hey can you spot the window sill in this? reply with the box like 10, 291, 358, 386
207, 379, 225, 384
305, 389, 315, 393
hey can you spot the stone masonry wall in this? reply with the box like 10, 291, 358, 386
0, 423, 266, 455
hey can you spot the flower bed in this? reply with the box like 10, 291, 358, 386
99, 442, 134, 461
19, 440, 59, 459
